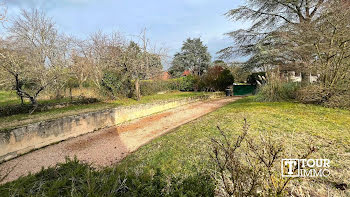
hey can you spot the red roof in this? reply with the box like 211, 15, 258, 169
182, 70, 191, 76
160, 72, 171, 80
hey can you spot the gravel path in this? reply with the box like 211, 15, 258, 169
0, 97, 239, 184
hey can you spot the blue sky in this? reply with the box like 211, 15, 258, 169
4, 0, 245, 68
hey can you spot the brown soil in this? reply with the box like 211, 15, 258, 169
0, 97, 240, 184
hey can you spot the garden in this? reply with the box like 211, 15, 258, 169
0, 0, 350, 196
1, 97, 349, 196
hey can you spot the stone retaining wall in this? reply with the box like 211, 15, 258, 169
0, 93, 223, 163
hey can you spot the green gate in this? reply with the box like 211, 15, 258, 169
233, 85, 256, 96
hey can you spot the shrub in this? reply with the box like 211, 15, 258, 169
296, 84, 331, 105
139, 80, 167, 96
201, 67, 235, 91
0, 157, 215, 196
0, 97, 99, 117
181, 75, 197, 91
297, 84, 350, 109
255, 72, 300, 102
325, 93, 350, 109
217, 69, 235, 91
247, 72, 266, 85
210, 119, 318, 196
101, 72, 133, 99
140, 76, 197, 96
256, 82, 300, 102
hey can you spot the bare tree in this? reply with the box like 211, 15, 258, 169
84, 31, 126, 90
73, 30, 165, 100
0, 1, 6, 22
69, 38, 94, 90
128, 29, 164, 100
0, 9, 65, 112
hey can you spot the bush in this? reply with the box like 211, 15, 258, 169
254, 72, 300, 102
101, 72, 133, 99
297, 84, 350, 109
0, 97, 99, 117
140, 76, 197, 96
201, 67, 235, 91
211, 119, 318, 196
0, 158, 215, 196
325, 93, 350, 109
140, 80, 168, 96
256, 82, 300, 102
217, 69, 235, 91
247, 72, 266, 85
296, 84, 331, 105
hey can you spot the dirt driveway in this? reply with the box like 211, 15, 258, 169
0, 97, 239, 184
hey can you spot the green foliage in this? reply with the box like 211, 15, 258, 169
0, 91, 19, 106
169, 38, 211, 77
140, 77, 197, 96
217, 69, 235, 91
256, 82, 300, 102
219, 0, 326, 70
0, 158, 215, 196
0, 91, 209, 131
229, 64, 251, 83
297, 84, 350, 109
181, 75, 198, 91
246, 72, 266, 85
1, 98, 350, 196
101, 72, 133, 98
201, 67, 234, 91
140, 80, 170, 96
0, 97, 99, 117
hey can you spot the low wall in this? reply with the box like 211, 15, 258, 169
0, 93, 223, 163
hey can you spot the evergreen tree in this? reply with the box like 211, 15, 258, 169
169, 38, 211, 77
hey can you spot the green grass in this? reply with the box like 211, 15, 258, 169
117, 97, 350, 175
0, 91, 19, 106
0, 91, 81, 106
0, 91, 210, 131
1, 97, 350, 196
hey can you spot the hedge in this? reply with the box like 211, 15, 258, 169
140, 77, 195, 96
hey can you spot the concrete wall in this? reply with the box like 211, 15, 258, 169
0, 93, 223, 163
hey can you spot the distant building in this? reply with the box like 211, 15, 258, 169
160, 72, 171, 80
152, 71, 171, 80
281, 71, 319, 83
182, 70, 191, 76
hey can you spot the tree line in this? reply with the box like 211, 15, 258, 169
0, 9, 166, 112
219, 0, 350, 107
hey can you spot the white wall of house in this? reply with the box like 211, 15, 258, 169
285, 71, 319, 83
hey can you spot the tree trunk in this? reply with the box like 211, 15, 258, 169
29, 96, 38, 114
14, 74, 24, 105
135, 78, 141, 101
55, 89, 61, 99
20, 96, 24, 105
301, 72, 310, 86
69, 87, 73, 101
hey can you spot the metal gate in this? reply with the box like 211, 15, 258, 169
233, 85, 256, 96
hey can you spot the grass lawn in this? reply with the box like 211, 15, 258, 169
0, 91, 210, 131
0, 91, 19, 106
1, 97, 350, 196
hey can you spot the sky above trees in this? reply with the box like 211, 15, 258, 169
2, 0, 246, 68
